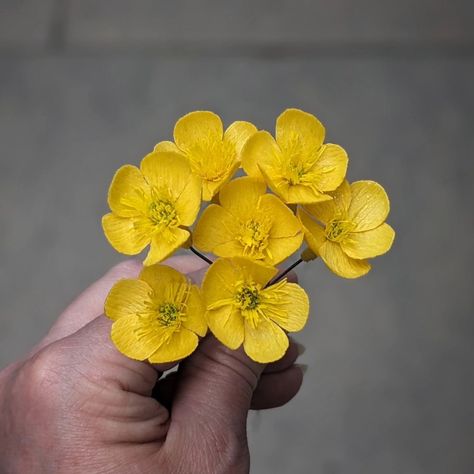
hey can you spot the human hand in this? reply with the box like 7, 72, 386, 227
0, 256, 305, 473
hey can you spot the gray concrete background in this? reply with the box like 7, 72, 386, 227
1, 1, 473, 473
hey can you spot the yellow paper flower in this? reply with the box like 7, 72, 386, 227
105, 265, 207, 363
298, 180, 395, 278
193, 176, 303, 265
154, 111, 257, 201
202, 257, 309, 363
241, 108, 348, 204
102, 151, 201, 266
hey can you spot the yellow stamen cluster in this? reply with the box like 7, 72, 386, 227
325, 218, 354, 243
235, 284, 261, 310
237, 218, 271, 257
235, 283, 262, 328
157, 302, 181, 327
148, 199, 178, 227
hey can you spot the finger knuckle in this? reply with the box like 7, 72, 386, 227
23, 344, 66, 406
206, 427, 249, 473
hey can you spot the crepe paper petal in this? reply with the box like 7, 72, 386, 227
262, 282, 309, 332
304, 180, 352, 225
140, 151, 192, 195
241, 130, 281, 180
194, 204, 237, 253
108, 165, 149, 217
139, 265, 187, 298
174, 174, 202, 226
183, 286, 208, 337
207, 305, 245, 350
276, 108, 325, 158
264, 233, 304, 266
153, 140, 183, 154
102, 213, 151, 255
318, 240, 371, 278
143, 227, 190, 266
174, 110, 224, 152
243, 319, 289, 364
218, 176, 266, 217
111, 314, 168, 360
348, 180, 390, 232
341, 223, 395, 260
311, 144, 348, 192
224, 120, 258, 156
200, 159, 240, 201
259, 194, 302, 238
105, 279, 151, 321
148, 328, 199, 363
285, 182, 334, 205
233, 257, 278, 286
297, 207, 327, 253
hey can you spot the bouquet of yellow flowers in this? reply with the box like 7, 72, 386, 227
102, 109, 395, 364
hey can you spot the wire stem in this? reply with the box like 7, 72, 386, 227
267, 258, 304, 286
189, 246, 214, 265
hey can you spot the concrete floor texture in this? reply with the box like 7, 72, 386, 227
1, 1, 473, 473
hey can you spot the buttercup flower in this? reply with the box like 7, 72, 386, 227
298, 180, 395, 278
105, 265, 207, 363
154, 111, 257, 201
193, 176, 303, 265
202, 257, 309, 363
102, 151, 201, 265
241, 108, 348, 204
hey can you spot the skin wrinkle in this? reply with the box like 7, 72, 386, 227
93, 393, 164, 424
208, 344, 260, 391
100, 414, 170, 445
168, 415, 249, 474
173, 380, 246, 437
106, 360, 158, 395
68, 375, 113, 418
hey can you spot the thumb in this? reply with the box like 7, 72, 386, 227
169, 335, 264, 447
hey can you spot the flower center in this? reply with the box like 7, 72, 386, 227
157, 302, 181, 327
280, 133, 320, 186
235, 285, 261, 311
286, 160, 308, 185
234, 283, 266, 329
325, 219, 353, 242
148, 199, 178, 227
237, 218, 271, 258
188, 137, 235, 182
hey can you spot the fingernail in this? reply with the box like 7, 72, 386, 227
296, 363, 308, 375
295, 342, 306, 356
